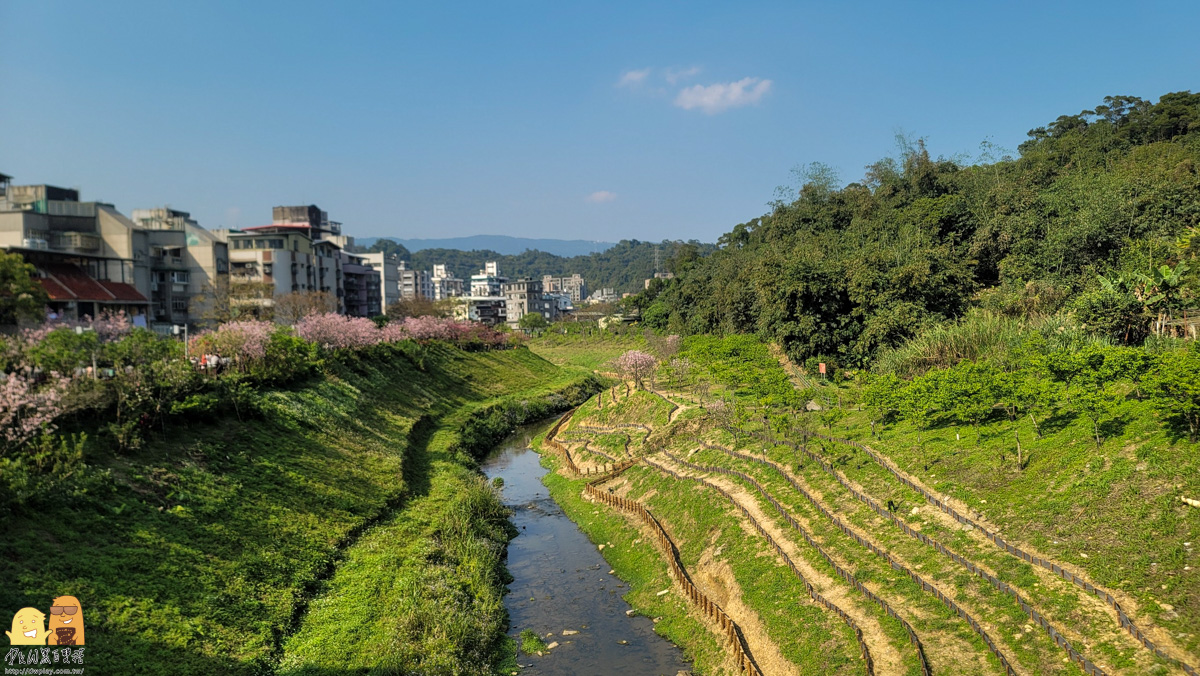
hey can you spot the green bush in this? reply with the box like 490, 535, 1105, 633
449, 375, 602, 463
25, 328, 100, 374
1070, 287, 1148, 344
249, 328, 320, 385
1145, 343, 1200, 440
107, 327, 181, 366
0, 433, 94, 511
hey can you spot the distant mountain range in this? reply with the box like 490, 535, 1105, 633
357, 235, 616, 258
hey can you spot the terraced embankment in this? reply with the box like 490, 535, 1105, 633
539, 381, 1198, 675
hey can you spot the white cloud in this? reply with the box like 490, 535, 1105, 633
674, 77, 772, 114
616, 69, 650, 87
585, 190, 617, 203
664, 66, 701, 84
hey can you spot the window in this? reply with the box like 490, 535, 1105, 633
171, 298, 188, 313
273, 238, 285, 249
256, 239, 269, 249
170, 271, 190, 284
263, 263, 273, 275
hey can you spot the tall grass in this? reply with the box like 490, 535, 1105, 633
874, 310, 1109, 377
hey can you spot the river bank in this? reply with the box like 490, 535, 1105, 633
1, 345, 597, 675
482, 424, 689, 675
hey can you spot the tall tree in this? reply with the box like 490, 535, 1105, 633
0, 251, 49, 325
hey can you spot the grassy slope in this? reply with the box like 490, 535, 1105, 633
536, 335, 1200, 674
528, 333, 644, 372
0, 344, 573, 675
539, 392, 879, 675
278, 379, 595, 675
707, 335, 1199, 668
827, 392, 1200, 663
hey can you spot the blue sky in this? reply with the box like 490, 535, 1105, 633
1, 1, 1197, 244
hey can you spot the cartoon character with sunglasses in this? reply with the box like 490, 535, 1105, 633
46, 596, 84, 646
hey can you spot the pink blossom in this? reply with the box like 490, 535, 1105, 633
379, 321, 410, 343
20, 310, 133, 345
665, 334, 682, 353
295, 313, 382, 349
403, 316, 454, 342
91, 310, 133, 342
0, 372, 68, 448
190, 320, 275, 366
613, 350, 658, 389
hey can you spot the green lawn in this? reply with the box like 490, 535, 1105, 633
0, 345, 581, 675
528, 332, 645, 372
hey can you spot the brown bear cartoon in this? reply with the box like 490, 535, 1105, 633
46, 596, 84, 646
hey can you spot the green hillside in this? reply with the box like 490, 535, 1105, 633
634, 91, 1200, 365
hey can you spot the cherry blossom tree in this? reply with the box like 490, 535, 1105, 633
613, 350, 657, 391
0, 372, 67, 449
189, 320, 275, 369
295, 313, 381, 349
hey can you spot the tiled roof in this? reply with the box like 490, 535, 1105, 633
41, 264, 112, 300
97, 281, 148, 303
36, 277, 73, 301
37, 264, 148, 303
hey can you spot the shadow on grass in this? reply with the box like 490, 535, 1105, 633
1098, 416, 1130, 443
275, 414, 438, 664
1038, 408, 1077, 437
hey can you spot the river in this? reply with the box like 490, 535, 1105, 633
482, 424, 691, 676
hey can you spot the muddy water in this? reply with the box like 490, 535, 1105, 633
482, 426, 690, 676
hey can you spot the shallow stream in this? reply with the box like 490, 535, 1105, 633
482, 425, 690, 676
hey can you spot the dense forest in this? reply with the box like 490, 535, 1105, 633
633, 91, 1200, 367
367, 238, 715, 295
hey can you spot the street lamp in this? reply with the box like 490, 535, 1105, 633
173, 324, 189, 359
75, 325, 98, 378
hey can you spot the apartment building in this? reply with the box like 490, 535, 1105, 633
470, 261, 506, 297
313, 239, 344, 304
341, 252, 380, 317
398, 260, 433, 300
0, 180, 151, 323
503, 278, 559, 328
542, 273, 587, 303
131, 207, 229, 329
455, 296, 506, 326
362, 252, 401, 310
644, 271, 675, 289
431, 263, 464, 300
218, 205, 382, 317
220, 228, 318, 317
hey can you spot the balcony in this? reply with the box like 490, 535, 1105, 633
50, 231, 101, 253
